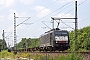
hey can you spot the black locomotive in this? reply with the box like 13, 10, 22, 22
39, 28, 70, 51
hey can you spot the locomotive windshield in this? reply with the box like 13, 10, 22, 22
55, 31, 68, 43
55, 31, 68, 36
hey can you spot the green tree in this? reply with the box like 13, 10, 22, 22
69, 26, 90, 51
0, 39, 7, 51
16, 38, 40, 49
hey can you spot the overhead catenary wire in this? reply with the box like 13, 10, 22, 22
54, 2, 74, 16
78, 0, 87, 6
42, 21, 52, 29
17, 0, 74, 34
16, 17, 31, 27
17, 0, 88, 39
17, 0, 88, 29
32, 0, 87, 28
54, 0, 88, 18
15, 0, 63, 33
52, 0, 88, 30
5, 33, 12, 39
61, 20, 74, 29
29, 0, 59, 19
52, 0, 88, 19
58, 17, 90, 29
15, 0, 61, 34
17, 0, 87, 33
79, 10, 90, 17
32, 0, 75, 24
79, 16, 90, 22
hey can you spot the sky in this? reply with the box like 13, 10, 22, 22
0, 0, 90, 47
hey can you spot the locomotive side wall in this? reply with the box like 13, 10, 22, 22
40, 33, 51, 47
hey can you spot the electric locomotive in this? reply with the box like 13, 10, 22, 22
39, 28, 70, 51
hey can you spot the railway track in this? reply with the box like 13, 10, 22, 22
18, 50, 90, 53
26, 51, 90, 54
17, 51, 90, 60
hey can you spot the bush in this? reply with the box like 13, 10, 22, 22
0, 50, 14, 58
58, 52, 83, 60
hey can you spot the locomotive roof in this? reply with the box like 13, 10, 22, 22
44, 28, 67, 33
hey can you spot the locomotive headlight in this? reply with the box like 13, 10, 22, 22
56, 41, 58, 43
55, 37, 57, 39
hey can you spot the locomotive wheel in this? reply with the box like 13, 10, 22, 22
52, 47, 56, 52
39, 49, 41, 52
49, 47, 52, 52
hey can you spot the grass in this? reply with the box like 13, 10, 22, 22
0, 50, 83, 60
